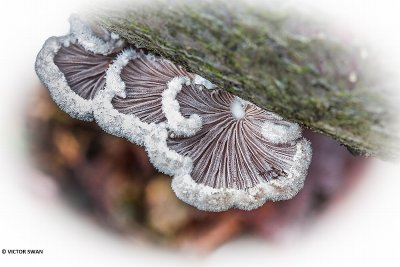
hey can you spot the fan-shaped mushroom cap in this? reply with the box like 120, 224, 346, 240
36, 16, 312, 211
93, 47, 203, 147
161, 88, 312, 211
35, 16, 124, 121
53, 44, 118, 101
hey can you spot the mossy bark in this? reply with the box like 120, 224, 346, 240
93, 0, 399, 159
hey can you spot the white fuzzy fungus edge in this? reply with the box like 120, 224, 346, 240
93, 48, 148, 144
161, 76, 202, 137
144, 127, 193, 176
69, 15, 124, 56
35, 17, 124, 121
171, 139, 312, 212
35, 36, 94, 121
93, 48, 194, 176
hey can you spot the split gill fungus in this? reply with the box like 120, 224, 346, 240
35, 16, 312, 212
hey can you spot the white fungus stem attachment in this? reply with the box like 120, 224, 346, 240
261, 119, 302, 144
193, 74, 216, 90
230, 97, 246, 120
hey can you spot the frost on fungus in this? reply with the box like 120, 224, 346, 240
35, 16, 312, 212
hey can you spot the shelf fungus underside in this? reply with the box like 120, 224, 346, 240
35, 17, 312, 211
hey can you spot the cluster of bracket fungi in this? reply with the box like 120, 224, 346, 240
35, 16, 312, 211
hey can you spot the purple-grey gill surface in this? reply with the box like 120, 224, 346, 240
54, 44, 118, 100
111, 49, 192, 125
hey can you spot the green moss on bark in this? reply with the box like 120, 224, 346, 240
92, 0, 399, 159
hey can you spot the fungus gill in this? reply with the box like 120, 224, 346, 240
35, 16, 312, 211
